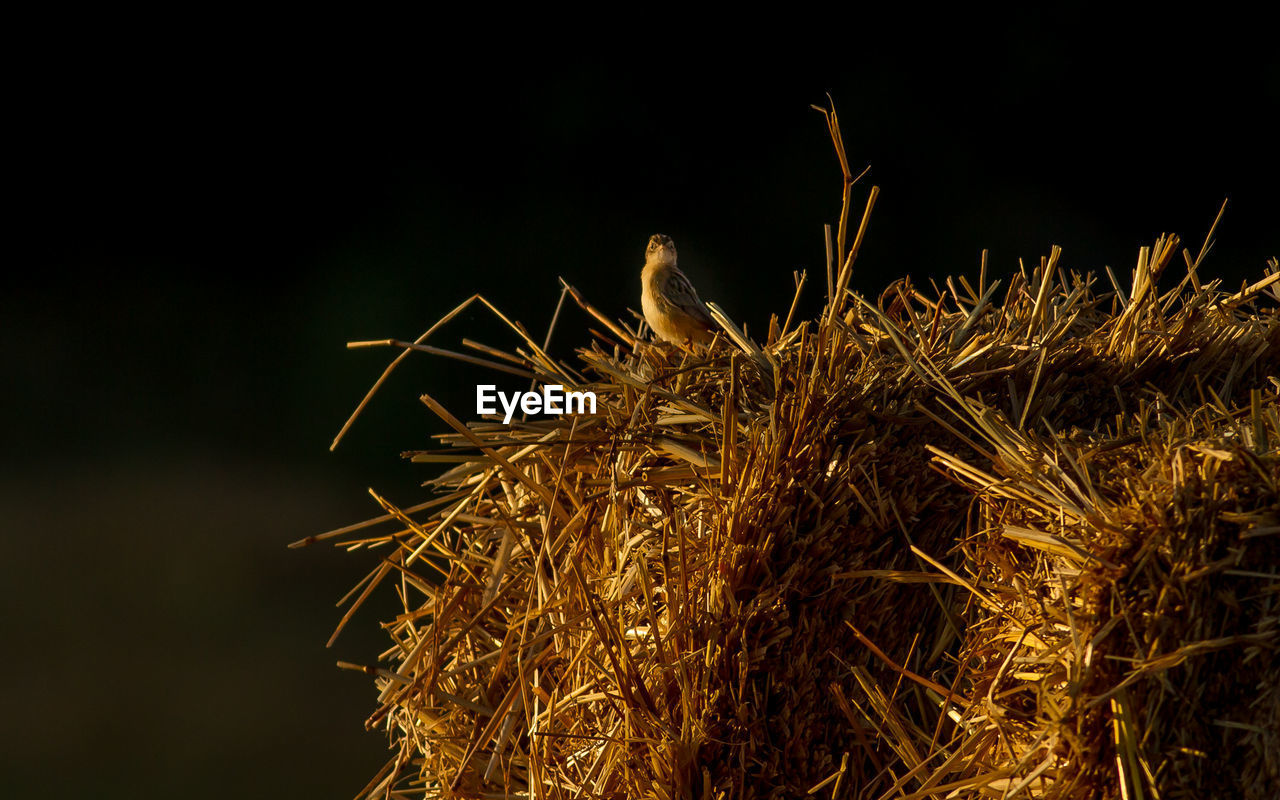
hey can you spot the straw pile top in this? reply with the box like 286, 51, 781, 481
300, 110, 1279, 799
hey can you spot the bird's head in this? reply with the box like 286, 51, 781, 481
645, 233, 677, 267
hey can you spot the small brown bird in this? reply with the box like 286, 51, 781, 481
640, 233, 716, 348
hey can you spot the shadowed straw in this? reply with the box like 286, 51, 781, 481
302, 101, 1280, 799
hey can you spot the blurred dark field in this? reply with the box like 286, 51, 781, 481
3, 17, 1276, 798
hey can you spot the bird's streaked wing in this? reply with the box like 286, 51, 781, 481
663, 270, 714, 326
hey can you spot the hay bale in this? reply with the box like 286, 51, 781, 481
300, 114, 1279, 799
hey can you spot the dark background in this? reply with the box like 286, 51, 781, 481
4, 17, 1276, 797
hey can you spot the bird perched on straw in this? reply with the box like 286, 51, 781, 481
640, 233, 716, 348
